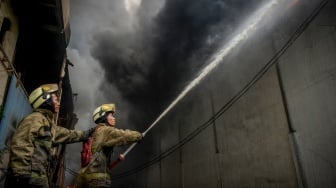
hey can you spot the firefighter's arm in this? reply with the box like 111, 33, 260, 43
53, 126, 94, 144
103, 127, 142, 147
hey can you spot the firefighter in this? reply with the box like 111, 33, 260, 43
4, 83, 94, 188
75, 103, 143, 188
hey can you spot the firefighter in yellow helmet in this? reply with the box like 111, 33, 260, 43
75, 103, 143, 188
4, 84, 94, 188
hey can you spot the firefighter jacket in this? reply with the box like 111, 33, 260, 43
76, 123, 142, 188
7, 108, 89, 187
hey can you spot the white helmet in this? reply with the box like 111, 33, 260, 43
29, 84, 58, 109
92, 103, 116, 124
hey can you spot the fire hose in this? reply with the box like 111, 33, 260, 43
109, 107, 170, 169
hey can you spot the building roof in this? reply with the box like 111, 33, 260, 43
11, 0, 74, 127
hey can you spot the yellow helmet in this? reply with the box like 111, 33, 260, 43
92, 103, 116, 123
29, 84, 58, 109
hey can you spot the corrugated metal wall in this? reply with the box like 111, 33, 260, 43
0, 76, 32, 186
0, 76, 31, 146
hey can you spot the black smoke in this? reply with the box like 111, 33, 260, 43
90, 0, 265, 129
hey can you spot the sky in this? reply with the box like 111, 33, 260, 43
64, 0, 267, 185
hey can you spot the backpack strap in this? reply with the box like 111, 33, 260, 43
79, 125, 103, 172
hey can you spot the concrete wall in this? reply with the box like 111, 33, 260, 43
0, 0, 19, 107
0, 0, 19, 63
112, 1, 336, 188
276, 1, 336, 187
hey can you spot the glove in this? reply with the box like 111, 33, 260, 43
137, 132, 145, 144
83, 127, 95, 139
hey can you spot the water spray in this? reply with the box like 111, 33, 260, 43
110, 0, 283, 169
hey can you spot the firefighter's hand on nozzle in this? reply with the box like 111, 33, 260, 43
118, 154, 125, 161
